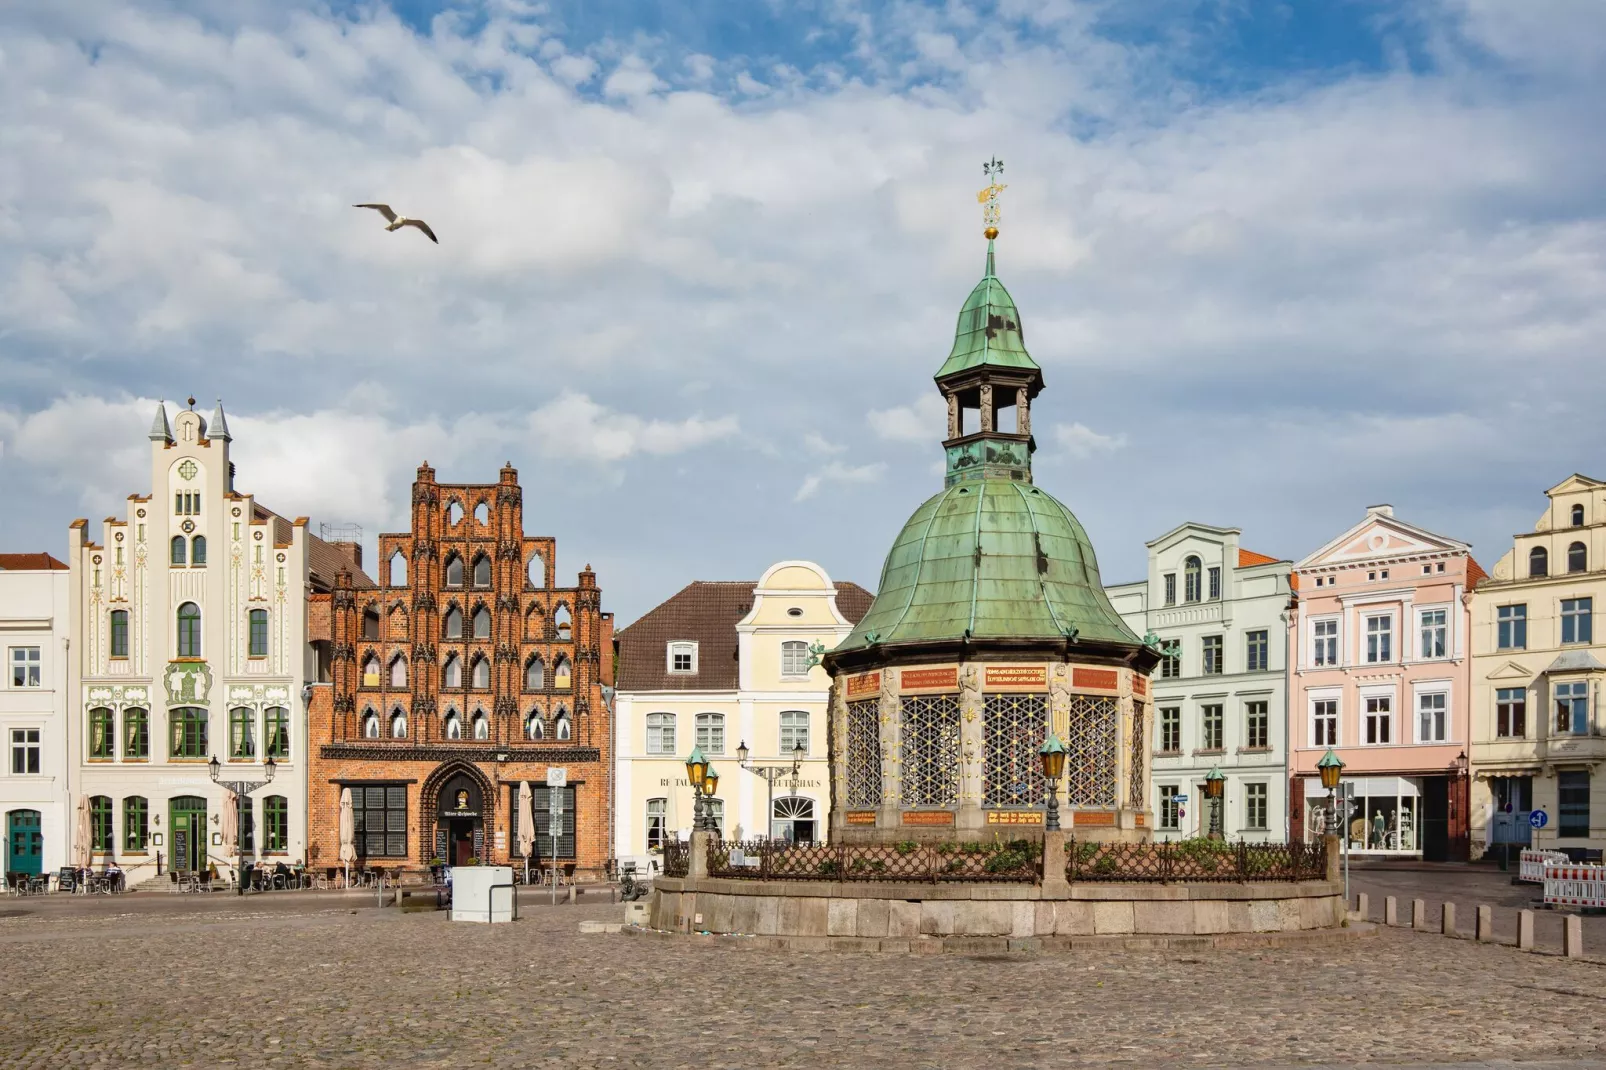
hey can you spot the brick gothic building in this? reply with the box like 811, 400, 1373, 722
306, 463, 614, 878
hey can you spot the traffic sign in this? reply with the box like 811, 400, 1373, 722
1175, 794, 1189, 804
546, 768, 567, 788
1530, 809, 1549, 830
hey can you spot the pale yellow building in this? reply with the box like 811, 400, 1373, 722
611, 562, 871, 867
1471, 474, 1606, 858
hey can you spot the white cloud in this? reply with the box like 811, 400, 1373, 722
524, 392, 738, 463
1054, 422, 1128, 458
867, 394, 948, 442
803, 432, 844, 455
794, 461, 886, 502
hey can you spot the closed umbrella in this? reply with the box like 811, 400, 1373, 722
338, 787, 356, 888
73, 796, 92, 873
220, 790, 239, 884
517, 781, 534, 884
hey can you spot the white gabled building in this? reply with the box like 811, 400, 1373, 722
66, 400, 353, 884
1, 553, 72, 880
1106, 524, 1293, 842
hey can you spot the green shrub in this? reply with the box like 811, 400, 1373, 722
894, 841, 919, 855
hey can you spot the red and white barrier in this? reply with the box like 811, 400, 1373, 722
1519, 849, 1570, 883
1543, 863, 1606, 908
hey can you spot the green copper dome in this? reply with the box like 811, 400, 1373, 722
934, 242, 1040, 380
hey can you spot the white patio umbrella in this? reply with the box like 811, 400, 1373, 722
338, 787, 357, 887
517, 781, 534, 884
220, 790, 239, 884
73, 796, 92, 871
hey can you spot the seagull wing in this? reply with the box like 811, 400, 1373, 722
402, 218, 439, 244
354, 203, 397, 222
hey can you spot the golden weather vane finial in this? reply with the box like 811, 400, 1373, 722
978, 157, 1006, 239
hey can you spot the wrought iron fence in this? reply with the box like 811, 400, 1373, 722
704, 838, 1040, 883
662, 838, 690, 878
1066, 839, 1327, 883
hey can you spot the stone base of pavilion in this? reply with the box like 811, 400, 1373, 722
644, 832, 1350, 947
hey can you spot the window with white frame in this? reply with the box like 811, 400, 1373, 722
1497, 605, 1527, 651
1555, 681, 1589, 735
10, 728, 41, 775
1416, 691, 1448, 743
1496, 688, 1527, 738
667, 641, 697, 674
1158, 706, 1181, 753
1184, 556, 1202, 602
1158, 785, 1181, 830
1365, 615, 1392, 663
1159, 644, 1181, 679
1208, 566, 1221, 600
1245, 701, 1269, 749
646, 712, 676, 755
1312, 619, 1338, 667
1202, 635, 1224, 675
1245, 630, 1269, 673
1312, 699, 1338, 746
779, 710, 809, 755
1244, 782, 1268, 831
1561, 598, 1593, 645
646, 798, 667, 850
694, 712, 725, 754
1200, 704, 1223, 751
9, 647, 41, 688
780, 641, 810, 677
1163, 574, 1176, 606
1418, 608, 1447, 659
1364, 696, 1392, 744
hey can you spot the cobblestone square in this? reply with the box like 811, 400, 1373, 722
2, 888, 1605, 1069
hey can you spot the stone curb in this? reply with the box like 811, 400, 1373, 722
611, 921, 1378, 954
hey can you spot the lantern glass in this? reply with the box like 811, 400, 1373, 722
703, 769, 719, 796
736, 740, 750, 765
1317, 748, 1344, 791
1204, 768, 1225, 799
1040, 748, 1066, 781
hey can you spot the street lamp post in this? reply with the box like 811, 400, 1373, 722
1204, 766, 1225, 841
736, 740, 807, 841
1038, 733, 1067, 832
701, 764, 720, 836
684, 746, 708, 835
1453, 750, 1469, 861
208, 753, 276, 896
1317, 748, 1348, 901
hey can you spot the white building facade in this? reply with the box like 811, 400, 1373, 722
67, 401, 322, 885
1107, 524, 1293, 842
1, 555, 72, 879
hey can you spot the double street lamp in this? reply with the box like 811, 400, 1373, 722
736, 739, 807, 841
1318, 748, 1349, 899
208, 753, 275, 896
684, 746, 721, 834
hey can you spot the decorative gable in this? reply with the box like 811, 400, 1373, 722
1301, 515, 1466, 569
1485, 660, 1534, 682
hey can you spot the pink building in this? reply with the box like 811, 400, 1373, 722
1287, 505, 1483, 860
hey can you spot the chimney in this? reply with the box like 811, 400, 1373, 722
1366, 504, 1394, 518
329, 541, 362, 570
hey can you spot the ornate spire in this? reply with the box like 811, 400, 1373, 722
978, 156, 1006, 240
148, 401, 172, 443
208, 399, 232, 442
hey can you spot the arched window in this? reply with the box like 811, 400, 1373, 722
444, 605, 463, 639
473, 501, 489, 526
390, 708, 408, 738
362, 709, 380, 738
191, 535, 207, 565
553, 657, 571, 690
362, 655, 380, 686
554, 604, 572, 641
230, 706, 256, 757
123, 707, 149, 758
527, 553, 545, 588
248, 608, 269, 657
1529, 546, 1549, 578
1568, 541, 1587, 573
695, 712, 724, 754
472, 711, 489, 740
446, 500, 464, 525
525, 655, 544, 690
444, 555, 464, 587
473, 554, 491, 587
525, 604, 544, 640
442, 654, 462, 689
389, 655, 407, 688
771, 796, 817, 844
1573, 504, 1585, 527
444, 711, 462, 740
110, 609, 129, 658
176, 602, 202, 658
263, 795, 289, 852
471, 657, 490, 689
88, 706, 115, 759
123, 795, 148, 852
170, 536, 186, 566
362, 608, 380, 640
389, 605, 409, 640
1184, 556, 1202, 603
169, 707, 208, 758
472, 606, 491, 638
264, 707, 289, 759
646, 712, 675, 755
526, 712, 545, 740
389, 550, 407, 586
554, 709, 572, 741
89, 796, 113, 851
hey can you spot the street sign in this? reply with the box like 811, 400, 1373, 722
1175, 794, 1189, 803
546, 768, 567, 788
1530, 809, 1549, 829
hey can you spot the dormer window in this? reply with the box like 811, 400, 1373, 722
668, 641, 697, 674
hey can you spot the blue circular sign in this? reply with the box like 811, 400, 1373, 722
1529, 810, 1549, 829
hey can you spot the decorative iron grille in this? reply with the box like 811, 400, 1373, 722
662, 837, 689, 878
982, 693, 1048, 807
1065, 694, 1118, 807
703, 838, 1038, 883
1128, 701, 1146, 810
1066, 839, 1328, 883
845, 698, 883, 810
900, 694, 961, 808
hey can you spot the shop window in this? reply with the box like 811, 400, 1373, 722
1558, 772, 1591, 838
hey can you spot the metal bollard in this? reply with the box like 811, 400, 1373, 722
1442, 902, 1457, 937
1411, 899, 1426, 929
1476, 904, 1493, 942
1564, 915, 1583, 959
1518, 909, 1534, 951
1384, 896, 1398, 926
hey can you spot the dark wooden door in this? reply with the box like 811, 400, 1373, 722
451, 820, 474, 866
7, 810, 42, 875
1420, 777, 1449, 861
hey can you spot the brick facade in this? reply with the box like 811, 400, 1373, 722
305, 462, 615, 878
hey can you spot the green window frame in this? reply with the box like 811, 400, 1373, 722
263, 795, 289, 852
264, 707, 289, 759
191, 535, 207, 565
123, 796, 148, 851
90, 796, 113, 851
88, 707, 115, 759
170, 536, 186, 565
176, 602, 202, 658
110, 610, 129, 658
248, 609, 268, 658
229, 707, 255, 759
123, 707, 149, 759
170, 707, 208, 759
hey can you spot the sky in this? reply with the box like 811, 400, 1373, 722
2, 0, 1604, 625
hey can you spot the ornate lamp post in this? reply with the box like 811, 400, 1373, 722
736, 739, 807, 841
1203, 766, 1225, 841
684, 746, 708, 835
1317, 748, 1348, 899
1038, 733, 1067, 832
209, 753, 275, 896
701, 764, 720, 835
1453, 750, 1469, 861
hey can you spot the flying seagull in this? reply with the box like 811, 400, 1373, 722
353, 204, 438, 243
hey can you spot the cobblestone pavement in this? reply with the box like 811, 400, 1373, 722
2, 893, 1605, 1069
1350, 865, 1606, 953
